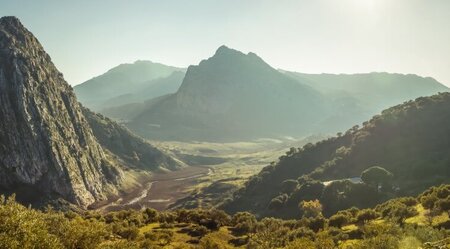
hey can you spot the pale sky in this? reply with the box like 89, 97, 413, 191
0, 0, 449, 86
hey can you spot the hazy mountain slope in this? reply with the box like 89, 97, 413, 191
101, 94, 172, 121
74, 61, 185, 111
0, 16, 124, 207
223, 93, 450, 218
81, 106, 184, 171
127, 46, 329, 141
100, 71, 185, 109
283, 71, 449, 131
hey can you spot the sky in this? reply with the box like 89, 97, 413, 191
0, 0, 449, 86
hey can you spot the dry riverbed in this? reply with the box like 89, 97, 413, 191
92, 166, 212, 212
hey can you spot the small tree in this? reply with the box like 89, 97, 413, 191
299, 200, 323, 218
361, 166, 394, 191
232, 212, 257, 236
281, 179, 298, 194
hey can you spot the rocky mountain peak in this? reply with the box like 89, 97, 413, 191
0, 16, 122, 207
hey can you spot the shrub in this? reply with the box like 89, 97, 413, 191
328, 213, 349, 228
356, 209, 379, 223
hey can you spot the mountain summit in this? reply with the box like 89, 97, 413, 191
0, 16, 123, 207
127, 45, 328, 141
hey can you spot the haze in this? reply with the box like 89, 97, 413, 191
0, 0, 449, 86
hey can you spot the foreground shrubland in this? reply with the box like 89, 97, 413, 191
0, 185, 449, 248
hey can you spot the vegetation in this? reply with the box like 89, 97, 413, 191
0, 185, 448, 248
224, 93, 450, 218
82, 106, 182, 171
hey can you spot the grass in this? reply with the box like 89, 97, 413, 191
405, 204, 449, 226
138, 223, 244, 248
342, 224, 358, 232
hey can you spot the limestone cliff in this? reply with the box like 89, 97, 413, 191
0, 16, 122, 207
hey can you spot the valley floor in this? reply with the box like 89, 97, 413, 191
93, 136, 322, 212
94, 166, 211, 212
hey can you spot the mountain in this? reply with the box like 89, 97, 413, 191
99, 71, 185, 111
0, 16, 183, 208
105, 46, 448, 142
126, 46, 329, 141
283, 71, 449, 131
223, 93, 450, 218
0, 16, 125, 207
74, 61, 185, 111
81, 106, 184, 171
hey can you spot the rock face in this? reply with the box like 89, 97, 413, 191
0, 16, 122, 207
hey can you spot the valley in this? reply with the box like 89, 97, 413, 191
93, 136, 322, 212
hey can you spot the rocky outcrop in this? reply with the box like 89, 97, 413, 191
0, 16, 123, 207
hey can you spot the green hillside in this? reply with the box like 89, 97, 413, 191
223, 93, 450, 218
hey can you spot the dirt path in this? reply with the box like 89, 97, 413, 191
95, 166, 212, 212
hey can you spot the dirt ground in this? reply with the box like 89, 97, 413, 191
93, 166, 211, 212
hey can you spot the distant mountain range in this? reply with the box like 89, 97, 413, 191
74, 61, 185, 111
283, 71, 449, 131
0, 17, 181, 207
76, 46, 448, 142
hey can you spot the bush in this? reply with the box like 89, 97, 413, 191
285, 238, 315, 249
0, 196, 62, 249
328, 213, 349, 228
357, 209, 379, 223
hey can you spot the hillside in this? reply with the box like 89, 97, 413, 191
223, 93, 450, 218
127, 46, 329, 141
74, 61, 185, 111
81, 107, 184, 171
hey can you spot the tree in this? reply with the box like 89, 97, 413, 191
329, 213, 349, 228
0, 195, 62, 249
361, 166, 393, 191
299, 199, 323, 218
231, 212, 257, 236
281, 179, 298, 193
268, 194, 288, 210
248, 218, 289, 249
